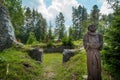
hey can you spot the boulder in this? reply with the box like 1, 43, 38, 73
63, 49, 75, 63
0, 6, 17, 51
28, 48, 43, 62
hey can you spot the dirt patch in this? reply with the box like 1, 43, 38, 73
43, 66, 56, 80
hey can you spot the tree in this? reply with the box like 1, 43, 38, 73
72, 5, 88, 40
27, 32, 37, 44
55, 12, 65, 40
3, 0, 25, 39
48, 22, 53, 40
23, 8, 47, 42
90, 5, 100, 26
103, 0, 120, 79
68, 26, 73, 38
34, 13, 47, 42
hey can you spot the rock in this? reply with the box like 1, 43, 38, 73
28, 48, 43, 62
0, 6, 17, 51
44, 46, 73, 53
63, 49, 75, 62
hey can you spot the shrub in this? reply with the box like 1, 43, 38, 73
62, 36, 74, 47
27, 32, 37, 44
62, 36, 68, 46
47, 40, 53, 47
0, 56, 7, 63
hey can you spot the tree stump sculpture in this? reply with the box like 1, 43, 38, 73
83, 24, 103, 80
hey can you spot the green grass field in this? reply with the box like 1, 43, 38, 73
0, 48, 43, 80
0, 47, 113, 80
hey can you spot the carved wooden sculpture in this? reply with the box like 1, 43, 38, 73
83, 24, 103, 80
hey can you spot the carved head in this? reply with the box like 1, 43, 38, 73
88, 24, 96, 32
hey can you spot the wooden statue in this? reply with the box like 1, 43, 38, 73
83, 24, 103, 80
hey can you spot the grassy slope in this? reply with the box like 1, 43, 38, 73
42, 53, 62, 80
0, 45, 113, 80
55, 50, 87, 80
0, 48, 43, 80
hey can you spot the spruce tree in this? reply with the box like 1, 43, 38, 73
103, 0, 120, 79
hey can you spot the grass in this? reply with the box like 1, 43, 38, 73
55, 50, 87, 80
42, 52, 87, 80
0, 47, 114, 80
25, 40, 82, 49
42, 53, 62, 80
0, 48, 43, 80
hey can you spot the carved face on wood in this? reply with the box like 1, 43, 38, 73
88, 25, 96, 32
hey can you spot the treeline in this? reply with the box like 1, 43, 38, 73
3, 0, 112, 43
3, 0, 47, 43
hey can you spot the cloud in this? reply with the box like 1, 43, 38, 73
100, 1, 114, 15
37, 0, 80, 26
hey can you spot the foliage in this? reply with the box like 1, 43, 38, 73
90, 5, 100, 26
24, 8, 47, 42
0, 56, 7, 63
34, 14, 47, 42
71, 5, 88, 40
55, 12, 65, 40
62, 36, 74, 47
48, 22, 53, 40
102, 1, 120, 79
3, 0, 24, 38
27, 32, 37, 44
47, 40, 53, 47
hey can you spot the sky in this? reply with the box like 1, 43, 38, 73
22, 0, 114, 27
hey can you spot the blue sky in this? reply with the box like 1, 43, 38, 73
22, 0, 113, 26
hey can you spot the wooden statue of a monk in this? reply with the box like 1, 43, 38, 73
83, 24, 103, 80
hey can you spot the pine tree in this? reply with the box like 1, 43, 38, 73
72, 5, 88, 40
48, 22, 52, 40
3, 0, 24, 39
90, 5, 100, 26
34, 12, 47, 42
55, 12, 65, 40
103, 0, 120, 79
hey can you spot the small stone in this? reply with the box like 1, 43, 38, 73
63, 49, 75, 62
28, 48, 43, 62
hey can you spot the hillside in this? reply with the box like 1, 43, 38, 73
0, 47, 113, 80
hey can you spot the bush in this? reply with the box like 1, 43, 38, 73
62, 36, 68, 46
27, 32, 37, 44
62, 36, 74, 47
0, 56, 7, 63
47, 40, 53, 47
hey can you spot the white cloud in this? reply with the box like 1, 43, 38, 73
100, 1, 114, 15
37, 0, 80, 26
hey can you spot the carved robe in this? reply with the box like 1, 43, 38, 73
83, 32, 103, 80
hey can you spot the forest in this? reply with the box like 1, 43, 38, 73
0, 0, 120, 80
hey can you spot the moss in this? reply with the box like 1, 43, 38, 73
55, 50, 87, 80
0, 48, 43, 80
